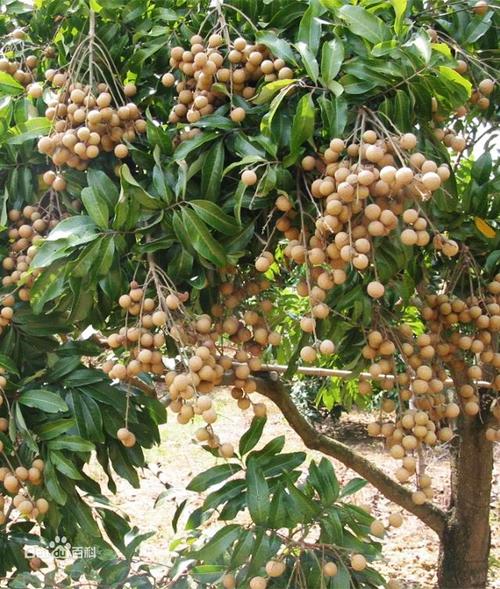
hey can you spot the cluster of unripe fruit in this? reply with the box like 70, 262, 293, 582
0, 54, 38, 88
0, 455, 49, 524
162, 33, 293, 125
37, 75, 145, 172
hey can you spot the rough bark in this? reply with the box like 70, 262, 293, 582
437, 412, 493, 589
253, 372, 447, 535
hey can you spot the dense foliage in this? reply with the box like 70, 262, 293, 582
0, 0, 498, 587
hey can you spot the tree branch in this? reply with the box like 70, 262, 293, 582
253, 373, 448, 536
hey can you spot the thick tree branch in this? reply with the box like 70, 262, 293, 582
253, 372, 448, 536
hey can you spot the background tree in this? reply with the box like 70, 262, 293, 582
0, 0, 498, 588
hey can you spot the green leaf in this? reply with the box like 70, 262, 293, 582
194, 524, 241, 562
174, 131, 218, 160
338, 5, 390, 44
71, 238, 103, 278
290, 93, 315, 155
44, 457, 67, 505
46, 216, 97, 244
255, 31, 296, 63
253, 79, 296, 105
308, 458, 340, 505
97, 237, 115, 275
189, 200, 240, 236
246, 458, 270, 525
19, 389, 68, 413
29, 261, 66, 314
7, 117, 52, 144
81, 186, 109, 229
50, 450, 83, 479
391, 0, 407, 35
87, 168, 119, 208
120, 164, 162, 209
319, 94, 348, 137
321, 38, 344, 89
296, 41, 319, 83
286, 479, 318, 522
47, 435, 95, 452
340, 477, 367, 498
472, 152, 492, 184
201, 140, 225, 202
0, 71, 24, 95
372, 40, 399, 57
438, 66, 472, 102
0, 353, 20, 376
464, 11, 493, 45
66, 390, 104, 443
297, 2, 324, 56
181, 207, 227, 267
187, 463, 242, 493
239, 416, 267, 456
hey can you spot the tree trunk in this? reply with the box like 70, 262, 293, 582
437, 413, 493, 589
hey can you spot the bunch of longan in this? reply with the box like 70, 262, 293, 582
162, 33, 294, 124
0, 205, 55, 326
248, 129, 457, 361
0, 54, 38, 88
365, 275, 500, 500
220, 551, 371, 588
471, 77, 495, 111
0, 456, 49, 524
37, 76, 146, 173
104, 284, 172, 380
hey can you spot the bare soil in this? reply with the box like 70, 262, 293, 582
98, 389, 500, 588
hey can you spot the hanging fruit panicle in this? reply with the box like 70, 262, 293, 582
162, 33, 294, 126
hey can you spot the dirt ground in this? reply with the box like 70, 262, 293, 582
100, 390, 500, 588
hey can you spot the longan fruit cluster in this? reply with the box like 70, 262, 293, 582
366, 275, 500, 498
0, 457, 49, 524
103, 284, 172, 380
103, 273, 282, 455
248, 129, 456, 361
163, 33, 293, 124
470, 77, 495, 111
221, 552, 369, 589
0, 206, 55, 326
0, 54, 38, 88
37, 76, 145, 172
256, 130, 454, 291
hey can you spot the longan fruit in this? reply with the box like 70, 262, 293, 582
241, 169, 257, 186
388, 512, 403, 528
323, 562, 338, 577
229, 107, 246, 123
114, 144, 129, 159
265, 560, 285, 577
351, 554, 367, 571
370, 520, 385, 537
222, 574, 236, 589
249, 577, 267, 589
302, 155, 316, 171
124, 83, 137, 97
367, 281, 385, 299
473, 0, 489, 15
478, 78, 494, 95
